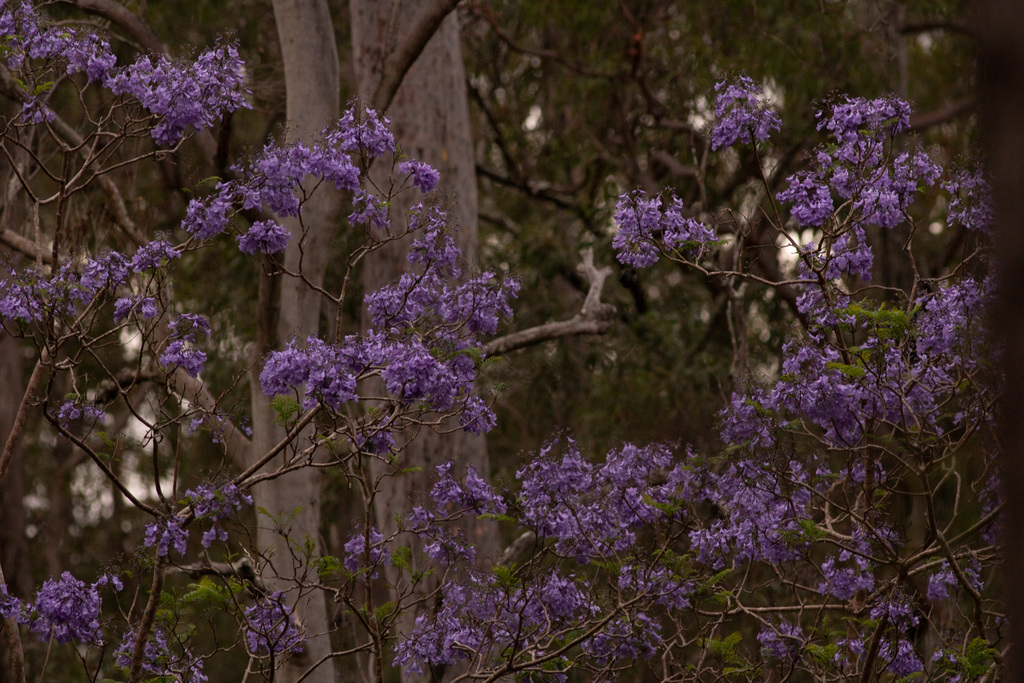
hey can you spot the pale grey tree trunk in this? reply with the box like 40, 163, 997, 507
350, 3, 497, 680
248, 1, 341, 681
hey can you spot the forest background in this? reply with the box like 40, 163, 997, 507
2, 0, 1022, 681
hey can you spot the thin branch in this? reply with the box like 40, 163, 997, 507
130, 554, 168, 682
476, 164, 582, 213
371, 0, 462, 113
483, 248, 614, 356
171, 557, 267, 595
648, 150, 700, 180
466, 2, 608, 78
165, 368, 253, 466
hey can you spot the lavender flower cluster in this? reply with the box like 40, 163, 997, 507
0, 572, 120, 646
1, 2, 249, 140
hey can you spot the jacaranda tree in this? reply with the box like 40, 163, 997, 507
0, 3, 1002, 682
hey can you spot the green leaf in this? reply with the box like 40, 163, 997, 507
958, 637, 998, 677
390, 546, 412, 571
374, 601, 396, 622
701, 631, 744, 665
270, 395, 301, 426
492, 564, 519, 588
181, 576, 230, 605
315, 555, 342, 580
825, 361, 866, 379
456, 346, 484, 368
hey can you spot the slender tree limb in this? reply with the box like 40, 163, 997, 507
648, 150, 700, 180
476, 164, 582, 213
370, 0, 462, 113
171, 557, 267, 595
466, 3, 608, 78
0, 357, 45, 484
0, 228, 51, 264
483, 248, 614, 356
909, 97, 975, 132
165, 368, 253, 466
129, 554, 167, 683
60, 0, 165, 54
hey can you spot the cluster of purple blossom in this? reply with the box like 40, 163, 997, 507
612, 190, 716, 268
709, 73, 782, 150
141, 481, 252, 556
258, 197, 516, 440
243, 592, 304, 656
1, 2, 249, 140
186, 482, 253, 548
53, 395, 106, 428
114, 626, 207, 683
0, 572, 120, 646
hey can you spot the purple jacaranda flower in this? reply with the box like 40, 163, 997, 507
144, 516, 189, 557
244, 592, 304, 655
398, 159, 440, 193
26, 572, 102, 644
710, 74, 782, 150
237, 219, 290, 254
116, 626, 207, 683
343, 527, 390, 576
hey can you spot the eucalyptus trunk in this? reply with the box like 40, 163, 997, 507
247, 1, 341, 682
350, 1, 497, 679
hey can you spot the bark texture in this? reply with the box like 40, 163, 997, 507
979, 0, 1024, 677
349, 2, 496, 678
248, 1, 341, 681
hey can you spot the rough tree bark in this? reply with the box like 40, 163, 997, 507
349, 1, 498, 678
247, 1, 341, 682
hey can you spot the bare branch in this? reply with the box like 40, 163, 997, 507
166, 368, 253, 466
0, 228, 52, 264
501, 530, 536, 565
370, 0, 462, 113
484, 248, 614, 356
649, 150, 700, 180
0, 357, 45, 484
909, 97, 975, 132
59, 0, 165, 54
172, 557, 267, 595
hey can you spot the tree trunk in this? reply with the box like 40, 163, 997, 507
248, 1, 341, 682
979, 0, 1024, 677
349, 3, 497, 679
